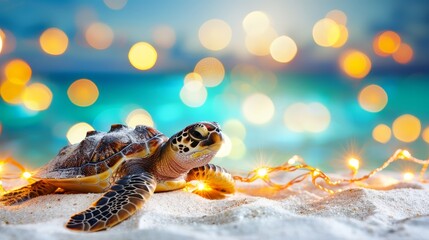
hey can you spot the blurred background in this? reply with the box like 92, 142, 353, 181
0, 0, 428, 173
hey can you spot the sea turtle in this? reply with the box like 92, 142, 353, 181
0, 122, 235, 231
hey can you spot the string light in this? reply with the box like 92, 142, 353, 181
22, 171, 32, 179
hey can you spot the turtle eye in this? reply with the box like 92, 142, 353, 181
189, 126, 208, 140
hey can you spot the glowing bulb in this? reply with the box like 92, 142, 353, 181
398, 150, 412, 160
348, 158, 360, 171
128, 42, 158, 71
0, 162, 4, 172
256, 167, 268, 178
22, 171, 32, 179
288, 156, 298, 165
402, 172, 415, 182
312, 170, 320, 177
197, 182, 209, 191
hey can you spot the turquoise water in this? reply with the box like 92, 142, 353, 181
1, 72, 428, 172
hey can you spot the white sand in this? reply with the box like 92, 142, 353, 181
1, 175, 429, 240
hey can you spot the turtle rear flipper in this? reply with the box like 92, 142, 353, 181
0, 180, 57, 206
66, 171, 156, 232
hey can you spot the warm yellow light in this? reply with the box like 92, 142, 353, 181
358, 84, 388, 112
103, 0, 127, 10
126, 109, 154, 128
22, 83, 53, 111
312, 170, 320, 177
339, 50, 371, 79
270, 35, 298, 63
402, 172, 414, 182
199, 19, 232, 51
398, 150, 412, 160
372, 124, 392, 144
312, 18, 340, 47
256, 167, 268, 178
152, 25, 176, 49
375, 31, 401, 55
85, 22, 114, 50
22, 171, 32, 179
0, 80, 25, 104
288, 157, 297, 165
331, 25, 348, 48
0, 32, 3, 53
326, 9, 347, 26
245, 26, 278, 56
392, 43, 413, 64
242, 11, 270, 36
393, 114, 421, 143
0, 162, 4, 172
215, 133, 232, 158
242, 93, 275, 125
194, 57, 225, 87
128, 42, 158, 71
67, 79, 99, 107
180, 80, 207, 108
184, 72, 203, 85
422, 127, 429, 144
4, 59, 32, 85
39, 28, 68, 55
348, 158, 360, 170
196, 181, 210, 191
66, 122, 95, 144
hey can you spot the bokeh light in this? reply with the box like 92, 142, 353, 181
66, 122, 95, 144
373, 31, 401, 56
392, 114, 421, 143
103, 0, 127, 10
422, 127, 429, 144
152, 25, 176, 49
312, 18, 340, 47
216, 134, 232, 158
0, 81, 25, 104
242, 93, 275, 125
392, 43, 413, 64
39, 28, 69, 55
21, 83, 53, 111
199, 19, 232, 51
358, 84, 388, 112
284, 102, 331, 133
85, 22, 114, 50
229, 137, 246, 160
243, 11, 270, 36
245, 26, 278, 56
67, 79, 99, 107
180, 80, 207, 107
128, 42, 158, 71
0, 32, 3, 53
0, 29, 16, 55
339, 50, 371, 79
403, 172, 415, 182
270, 35, 298, 63
372, 124, 392, 144
194, 57, 225, 87
223, 119, 246, 140
326, 9, 347, 26
126, 109, 155, 128
4, 59, 32, 85
184, 72, 203, 85
331, 24, 348, 48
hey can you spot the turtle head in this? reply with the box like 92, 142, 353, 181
165, 122, 222, 171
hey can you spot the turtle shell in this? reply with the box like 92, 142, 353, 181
34, 124, 167, 179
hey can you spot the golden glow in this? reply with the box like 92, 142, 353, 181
332, 25, 348, 48
66, 122, 95, 144
348, 158, 360, 171
398, 150, 412, 160
270, 35, 298, 63
245, 26, 278, 56
358, 84, 388, 112
4, 59, 32, 85
374, 31, 401, 55
326, 9, 347, 25
199, 19, 232, 51
103, 0, 127, 10
256, 167, 268, 178
128, 42, 158, 71
216, 133, 232, 158
283, 102, 331, 133
339, 50, 371, 79
0, 32, 3, 53
223, 119, 246, 140
393, 114, 421, 143
196, 181, 210, 191
22, 83, 53, 111
392, 43, 413, 64
312, 18, 340, 47
39, 28, 69, 55
67, 79, 99, 107
402, 172, 414, 182
0, 80, 25, 104
180, 80, 207, 107
22, 171, 32, 179
422, 127, 429, 144
152, 25, 176, 49
312, 170, 320, 177
194, 57, 225, 87
372, 124, 392, 144
184, 72, 203, 85
126, 109, 154, 128
85, 22, 114, 50
242, 93, 275, 125
243, 11, 270, 36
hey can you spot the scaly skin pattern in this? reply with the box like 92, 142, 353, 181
0, 121, 235, 232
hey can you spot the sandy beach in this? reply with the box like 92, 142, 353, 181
1, 174, 429, 240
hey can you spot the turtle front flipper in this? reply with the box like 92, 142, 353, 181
66, 171, 156, 232
0, 180, 57, 206
185, 164, 235, 199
